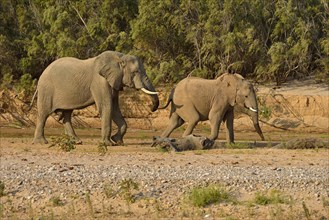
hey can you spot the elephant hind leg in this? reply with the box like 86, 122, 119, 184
33, 111, 50, 144
183, 120, 199, 137
182, 111, 200, 137
161, 113, 184, 138
62, 110, 82, 144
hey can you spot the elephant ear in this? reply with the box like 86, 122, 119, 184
222, 75, 238, 106
234, 74, 250, 103
95, 52, 124, 91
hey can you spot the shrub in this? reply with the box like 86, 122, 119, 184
49, 134, 75, 152
118, 179, 139, 204
98, 141, 108, 156
0, 73, 13, 90
253, 190, 290, 206
187, 185, 233, 207
103, 183, 114, 199
50, 196, 64, 206
15, 73, 36, 99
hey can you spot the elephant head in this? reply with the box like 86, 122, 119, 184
223, 73, 265, 141
95, 51, 159, 112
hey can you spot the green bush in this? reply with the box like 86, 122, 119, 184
187, 185, 233, 207
1, 1, 328, 85
50, 196, 64, 206
97, 141, 108, 156
49, 134, 75, 152
118, 178, 139, 204
0, 73, 13, 90
15, 73, 36, 99
253, 190, 290, 206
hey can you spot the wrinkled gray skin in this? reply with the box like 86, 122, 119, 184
160, 73, 264, 144
32, 51, 159, 145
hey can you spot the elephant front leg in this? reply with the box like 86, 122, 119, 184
111, 91, 127, 145
208, 111, 224, 141
99, 105, 114, 146
111, 113, 127, 145
93, 86, 114, 146
224, 110, 234, 144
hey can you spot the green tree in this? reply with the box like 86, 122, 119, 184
0, 0, 328, 87
256, 0, 328, 84
0, 0, 21, 81
131, 0, 189, 83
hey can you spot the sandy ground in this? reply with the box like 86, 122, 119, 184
1, 127, 329, 219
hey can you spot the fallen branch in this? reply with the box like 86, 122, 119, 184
259, 119, 289, 131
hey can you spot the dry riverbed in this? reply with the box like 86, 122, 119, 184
1, 128, 328, 219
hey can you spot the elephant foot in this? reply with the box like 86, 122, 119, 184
111, 135, 124, 146
103, 139, 114, 146
32, 137, 48, 144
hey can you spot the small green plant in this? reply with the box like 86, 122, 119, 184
86, 191, 94, 218
118, 178, 139, 204
28, 200, 34, 219
253, 190, 290, 206
302, 201, 311, 220
0, 181, 5, 197
103, 183, 114, 199
49, 134, 75, 152
194, 150, 204, 155
187, 185, 233, 207
50, 196, 64, 207
258, 96, 272, 120
259, 105, 272, 120
157, 146, 170, 153
98, 141, 108, 156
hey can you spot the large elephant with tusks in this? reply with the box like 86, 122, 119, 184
32, 51, 159, 145
160, 73, 264, 144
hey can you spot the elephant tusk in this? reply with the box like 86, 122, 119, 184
249, 107, 258, 112
141, 88, 159, 95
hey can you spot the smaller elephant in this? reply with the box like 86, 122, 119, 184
160, 73, 265, 144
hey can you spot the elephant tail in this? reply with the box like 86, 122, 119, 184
158, 88, 175, 109
28, 89, 38, 111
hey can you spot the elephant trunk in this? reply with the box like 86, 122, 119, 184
249, 111, 265, 141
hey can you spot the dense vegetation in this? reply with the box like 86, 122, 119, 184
1, 0, 328, 89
